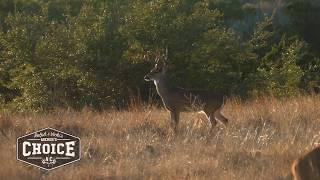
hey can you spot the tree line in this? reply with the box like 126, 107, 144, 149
0, 0, 319, 111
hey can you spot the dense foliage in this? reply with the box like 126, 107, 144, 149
0, 0, 319, 111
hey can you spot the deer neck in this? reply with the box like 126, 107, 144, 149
153, 76, 173, 97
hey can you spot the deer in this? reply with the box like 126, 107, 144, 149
291, 146, 320, 180
144, 49, 229, 133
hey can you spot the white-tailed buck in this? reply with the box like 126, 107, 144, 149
144, 49, 229, 132
291, 146, 320, 180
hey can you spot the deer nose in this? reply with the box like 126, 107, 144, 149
144, 75, 151, 81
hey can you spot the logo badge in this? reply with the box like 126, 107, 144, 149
17, 127, 80, 170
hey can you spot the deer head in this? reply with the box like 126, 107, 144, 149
144, 48, 169, 82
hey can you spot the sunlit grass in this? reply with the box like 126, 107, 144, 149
0, 95, 319, 179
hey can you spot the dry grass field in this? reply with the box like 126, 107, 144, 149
0, 95, 320, 180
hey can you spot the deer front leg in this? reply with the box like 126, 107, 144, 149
170, 110, 180, 133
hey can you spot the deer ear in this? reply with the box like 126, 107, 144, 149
161, 62, 168, 73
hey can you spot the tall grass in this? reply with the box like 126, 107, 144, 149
0, 95, 319, 179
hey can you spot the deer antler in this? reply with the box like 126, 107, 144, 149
155, 56, 159, 64
154, 47, 169, 66
154, 51, 161, 64
163, 46, 168, 65
155, 51, 161, 64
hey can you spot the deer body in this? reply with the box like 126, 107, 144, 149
144, 53, 228, 132
153, 75, 223, 112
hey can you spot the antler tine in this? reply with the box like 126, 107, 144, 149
155, 50, 161, 64
164, 46, 168, 64
155, 57, 159, 64
159, 46, 168, 66
143, 50, 150, 60
154, 52, 160, 64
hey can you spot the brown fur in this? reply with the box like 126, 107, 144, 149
291, 147, 320, 180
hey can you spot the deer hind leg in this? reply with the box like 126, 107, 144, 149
203, 109, 217, 129
214, 106, 228, 126
170, 110, 180, 133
